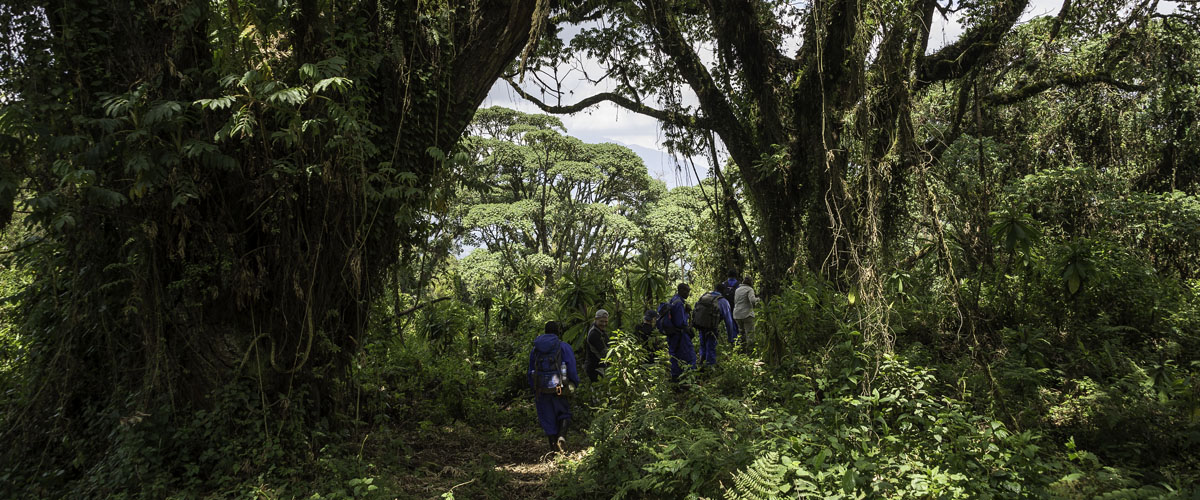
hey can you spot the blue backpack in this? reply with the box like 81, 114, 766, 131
656, 297, 681, 335
533, 346, 564, 394
723, 279, 739, 305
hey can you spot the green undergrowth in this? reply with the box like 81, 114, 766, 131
3, 274, 1197, 499
551, 322, 1199, 499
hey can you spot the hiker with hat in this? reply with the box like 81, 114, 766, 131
583, 308, 610, 382
528, 321, 578, 451
661, 283, 697, 380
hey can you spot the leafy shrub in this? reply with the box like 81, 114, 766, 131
757, 276, 845, 366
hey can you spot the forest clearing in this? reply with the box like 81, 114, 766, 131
1, 0, 1199, 498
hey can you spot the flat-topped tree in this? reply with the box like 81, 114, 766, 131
462, 106, 663, 286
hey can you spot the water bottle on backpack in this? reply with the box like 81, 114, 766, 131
560, 362, 574, 394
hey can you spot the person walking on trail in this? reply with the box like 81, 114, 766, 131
733, 276, 759, 348
528, 321, 579, 452
693, 282, 738, 367
660, 283, 697, 380
584, 309, 610, 382
723, 270, 740, 304
635, 309, 660, 364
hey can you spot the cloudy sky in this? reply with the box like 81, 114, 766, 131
479, 0, 1172, 188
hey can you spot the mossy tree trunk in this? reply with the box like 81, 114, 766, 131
0, 0, 536, 485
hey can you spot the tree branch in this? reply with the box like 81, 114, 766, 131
704, 0, 794, 144
555, 0, 609, 24
0, 237, 44, 255
1047, 0, 1072, 42
916, 0, 1031, 91
504, 78, 714, 130
919, 77, 972, 174
707, 130, 763, 271
639, 0, 760, 171
395, 296, 451, 318
985, 72, 1149, 105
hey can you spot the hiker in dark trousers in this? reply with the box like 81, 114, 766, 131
528, 321, 579, 452
694, 283, 737, 367
634, 309, 659, 364
662, 283, 696, 380
583, 309, 610, 382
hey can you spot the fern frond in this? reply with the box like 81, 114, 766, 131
724, 451, 791, 500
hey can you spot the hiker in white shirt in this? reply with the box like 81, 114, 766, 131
732, 276, 759, 348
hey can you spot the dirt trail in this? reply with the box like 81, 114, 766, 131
389, 400, 584, 499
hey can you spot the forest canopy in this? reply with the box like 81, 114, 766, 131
0, 0, 1198, 498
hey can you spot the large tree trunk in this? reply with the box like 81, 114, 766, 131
636, 0, 1029, 294
3, 0, 536, 486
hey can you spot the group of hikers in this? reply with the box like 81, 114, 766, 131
526, 272, 760, 452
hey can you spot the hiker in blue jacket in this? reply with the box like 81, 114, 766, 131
635, 309, 660, 364
693, 282, 738, 367
527, 321, 579, 452
661, 283, 697, 380
724, 269, 740, 299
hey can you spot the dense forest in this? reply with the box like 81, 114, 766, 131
0, 0, 1197, 498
